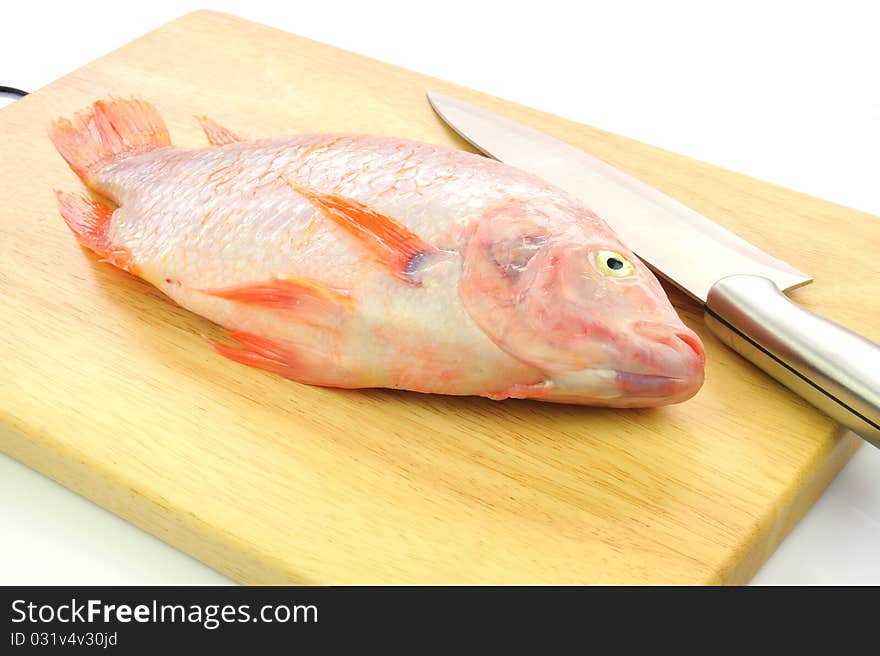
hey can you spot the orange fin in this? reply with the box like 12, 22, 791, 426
55, 191, 135, 272
213, 330, 356, 388
196, 115, 243, 146
49, 97, 171, 179
286, 180, 437, 285
200, 277, 353, 324
213, 331, 294, 378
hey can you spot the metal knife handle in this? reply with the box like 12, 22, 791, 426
705, 274, 880, 447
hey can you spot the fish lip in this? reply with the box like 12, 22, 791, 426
617, 371, 683, 381
536, 367, 703, 406
615, 370, 686, 397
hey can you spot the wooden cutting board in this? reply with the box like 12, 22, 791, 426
1, 10, 876, 584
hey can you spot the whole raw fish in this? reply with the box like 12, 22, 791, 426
49, 97, 705, 406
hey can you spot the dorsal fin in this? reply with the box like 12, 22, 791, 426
195, 115, 243, 146
285, 179, 436, 285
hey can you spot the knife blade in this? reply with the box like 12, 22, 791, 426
428, 91, 880, 446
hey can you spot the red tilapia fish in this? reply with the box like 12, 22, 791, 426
49, 97, 705, 407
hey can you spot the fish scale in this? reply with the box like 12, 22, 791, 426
48, 97, 705, 405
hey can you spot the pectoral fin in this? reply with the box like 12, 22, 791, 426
286, 179, 437, 285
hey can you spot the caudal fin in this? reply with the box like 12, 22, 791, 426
55, 191, 135, 273
48, 97, 171, 179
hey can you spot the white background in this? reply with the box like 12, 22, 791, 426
1, 0, 878, 584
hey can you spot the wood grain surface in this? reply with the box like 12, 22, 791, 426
0, 10, 876, 584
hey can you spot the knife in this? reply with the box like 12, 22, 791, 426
427, 91, 880, 447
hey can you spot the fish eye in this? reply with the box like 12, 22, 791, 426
594, 249, 635, 277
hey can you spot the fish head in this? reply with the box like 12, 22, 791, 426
459, 200, 705, 406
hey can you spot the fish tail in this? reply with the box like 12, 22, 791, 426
54, 190, 135, 273
48, 97, 171, 180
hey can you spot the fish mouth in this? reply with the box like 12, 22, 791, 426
615, 371, 684, 398
539, 366, 702, 406
544, 367, 690, 404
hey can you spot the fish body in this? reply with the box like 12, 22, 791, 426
49, 98, 705, 406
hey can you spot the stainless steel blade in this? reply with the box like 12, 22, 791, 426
427, 92, 812, 302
